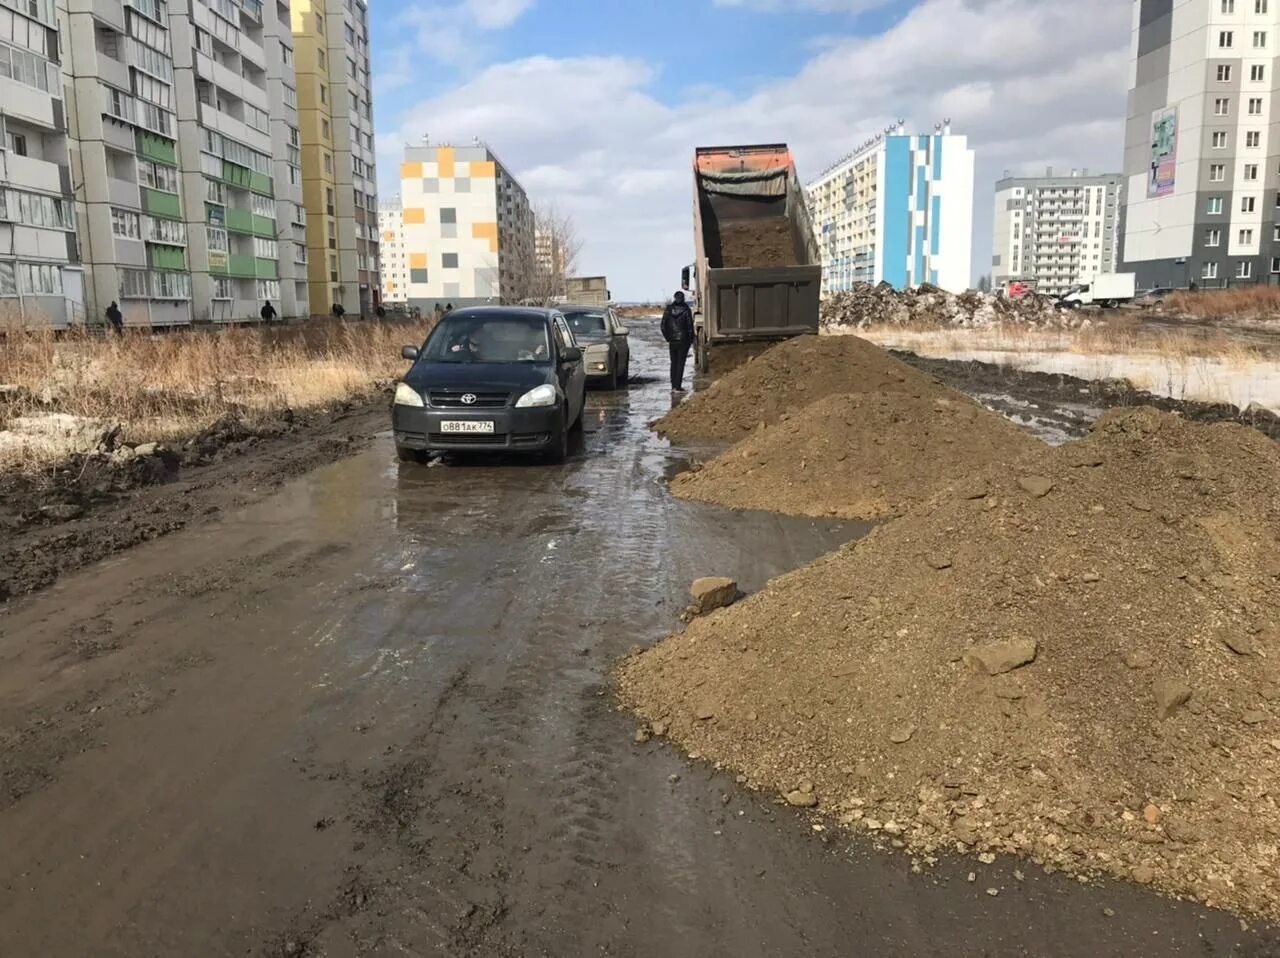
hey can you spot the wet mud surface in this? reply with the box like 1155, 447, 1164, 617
895, 349, 1280, 445
0, 323, 1276, 956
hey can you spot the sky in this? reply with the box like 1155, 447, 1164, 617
370, 0, 1134, 301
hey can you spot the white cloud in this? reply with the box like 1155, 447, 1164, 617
395, 0, 535, 66
377, 0, 1131, 299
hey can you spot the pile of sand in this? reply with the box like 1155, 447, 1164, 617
622, 408, 1280, 919
670, 392, 1044, 520
653, 334, 943, 444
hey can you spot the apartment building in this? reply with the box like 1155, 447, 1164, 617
396, 142, 535, 310
807, 123, 975, 294
1123, 0, 1280, 287
291, 0, 378, 316
378, 201, 405, 303
993, 170, 1125, 296
1, 0, 82, 327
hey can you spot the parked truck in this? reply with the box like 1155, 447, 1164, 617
1057, 272, 1137, 310
680, 144, 822, 373
565, 276, 610, 307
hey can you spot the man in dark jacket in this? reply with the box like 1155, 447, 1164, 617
660, 291, 695, 390
105, 301, 124, 336
260, 300, 277, 324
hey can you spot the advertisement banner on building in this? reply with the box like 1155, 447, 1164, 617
208, 251, 228, 271
1148, 106, 1178, 198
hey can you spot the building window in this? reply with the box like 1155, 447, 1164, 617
1223, 0, 1234, 10
1250, 97, 1265, 114
440, 208, 457, 225
1245, 163, 1260, 180
1259, 0, 1269, 12
1213, 131, 1228, 148
1240, 228, 1255, 244
5, 132, 27, 156
1208, 196, 1224, 214
212, 276, 233, 299
1220, 31, 1234, 49
1242, 196, 1257, 212
1218, 64, 1233, 82
1272, 257, 1280, 273
442, 253, 459, 268
1238, 261, 1253, 279
1215, 97, 1230, 116
1254, 31, 1267, 49
120, 268, 149, 298
319, 84, 327, 104
1253, 64, 1267, 82
1210, 163, 1226, 181
323, 152, 332, 173
1203, 262, 1219, 280
321, 119, 330, 140
1274, 225, 1280, 241
1247, 131, 1262, 147
111, 207, 141, 239
1206, 228, 1222, 247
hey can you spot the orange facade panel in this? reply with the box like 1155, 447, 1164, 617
401, 162, 423, 179
403, 208, 426, 224
437, 147, 455, 179
469, 161, 496, 178
472, 221, 499, 253
409, 253, 428, 269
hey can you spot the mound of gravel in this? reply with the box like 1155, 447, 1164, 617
670, 392, 1044, 520
653, 334, 943, 444
622, 407, 1280, 919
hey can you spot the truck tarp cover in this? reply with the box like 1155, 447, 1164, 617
699, 167, 788, 198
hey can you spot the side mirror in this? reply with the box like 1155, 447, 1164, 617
680, 266, 691, 291
401, 345, 420, 361
616, 326, 630, 336
562, 346, 582, 363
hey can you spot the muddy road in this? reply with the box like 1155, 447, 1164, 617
0, 322, 1273, 957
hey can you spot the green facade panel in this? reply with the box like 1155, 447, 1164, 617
225, 208, 254, 234
140, 133, 178, 166
249, 171, 273, 196
142, 188, 182, 220
252, 214, 275, 237
228, 254, 257, 278
148, 245, 187, 270
221, 162, 253, 189
254, 258, 278, 279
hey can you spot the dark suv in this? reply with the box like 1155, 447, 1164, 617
393, 307, 587, 462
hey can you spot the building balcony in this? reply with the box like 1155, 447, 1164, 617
108, 176, 140, 209
4, 154, 64, 195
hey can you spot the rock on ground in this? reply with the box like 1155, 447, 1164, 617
690, 577, 738, 615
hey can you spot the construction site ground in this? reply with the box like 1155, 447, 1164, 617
1, 321, 1276, 956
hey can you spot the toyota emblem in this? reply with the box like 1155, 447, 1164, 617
460, 393, 478, 405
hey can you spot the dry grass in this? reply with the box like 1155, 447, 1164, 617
1165, 286, 1280, 321
0, 319, 430, 471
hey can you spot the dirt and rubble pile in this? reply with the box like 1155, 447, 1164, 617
652, 334, 944, 444
622, 407, 1280, 919
718, 219, 798, 268
820, 282, 1067, 330
669, 392, 1043, 520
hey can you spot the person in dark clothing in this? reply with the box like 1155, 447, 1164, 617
444, 303, 454, 314
660, 291, 695, 390
375, 304, 386, 319
260, 300, 277, 324
332, 302, 346, 319
105, 301, 124, 336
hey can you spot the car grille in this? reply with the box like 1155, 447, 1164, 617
428, 432, 508, 446
428, 390, 509, 408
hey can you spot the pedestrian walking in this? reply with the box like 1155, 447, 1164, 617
660, 291, 695, 391
105, 300, 124, 336
332, 302, 346, 320
260, 300, 277, 324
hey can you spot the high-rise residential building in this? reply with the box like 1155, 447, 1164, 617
807, 123, 975, 294
291, 0, 379, 317
1, 0, 81, 327
993, 170, 1125, 296
378, 201, 405, 303
1123, 0, 1280, 288
396, 143, 535, 310
535, 225, 564, 277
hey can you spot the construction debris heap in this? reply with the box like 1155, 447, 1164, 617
820, 282, 1068, 330
624, 408, 1280, 920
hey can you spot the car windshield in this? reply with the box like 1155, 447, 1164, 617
421, 313, 551, 363
563, 310, 608, 340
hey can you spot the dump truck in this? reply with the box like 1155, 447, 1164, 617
564, 276, 610, 307
680, 144, 821, 373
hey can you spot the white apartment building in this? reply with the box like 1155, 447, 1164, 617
807, 123, 975, 294
397, 142, 534, 309
1, 0, 82, 327
378, 201, 405, 303
1124, 0, 1280, 287
993, 170, 1125, 296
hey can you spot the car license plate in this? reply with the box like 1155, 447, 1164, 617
440, 420, 495, 434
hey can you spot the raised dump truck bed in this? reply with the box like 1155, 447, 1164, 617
682, 144, 821, 373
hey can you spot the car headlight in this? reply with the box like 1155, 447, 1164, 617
515, 384, 557, 408
394, 382, 424, 407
